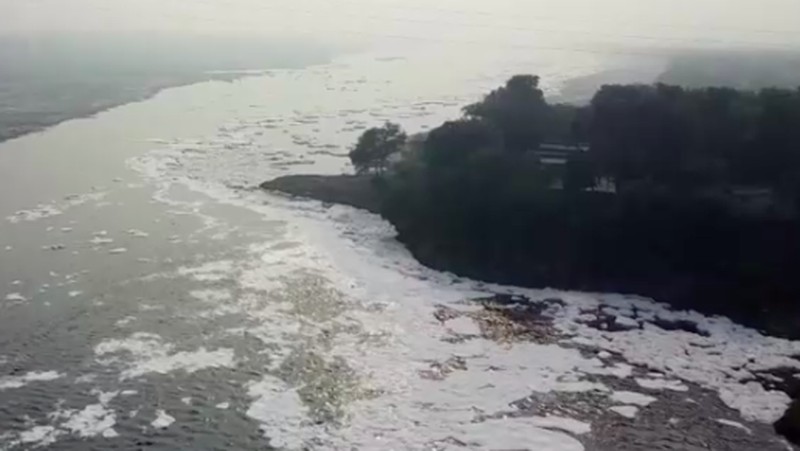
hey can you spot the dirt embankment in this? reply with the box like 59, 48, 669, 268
260, 175, 381, 214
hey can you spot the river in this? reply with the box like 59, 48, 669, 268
0, 46, 798, 450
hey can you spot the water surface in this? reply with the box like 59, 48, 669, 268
1, 47, 796, 450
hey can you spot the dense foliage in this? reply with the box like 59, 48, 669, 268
360, 76, 800, 337
348, 122, 407, 174
463, 75, 550, 153
588, 84, 800, 199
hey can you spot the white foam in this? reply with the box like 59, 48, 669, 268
115, 316, 137, 327
591, 362, 634, 379
610, 391, 657, 407
246, 375, 316, 449
7, 205, 61, 223
6, 192, 106, 223
37, 391, 121, 442
68, 290, 83, 298
177, 260, 234, 282
127, 229, 150, 238
563, 301, 800, 422
609, 405, 639, 419
215, 402, 230, 409
61, 403, 119, 438
124, 50, 800, 445
527, 415, 592, 435
74, 374, 97, 384
108, 248, 128, 254
444, 315, 482, 336
614, 315, 640, 329
189, 289, 232, 303
15, 426, 63, 447
718, 381, 790, 423
3, 292, 26, 302
0, 370, 62, 390
457, 416, 585, 450
90, 237, 114, 245
635, 378, 689, 392
716, 418, 752, 434
151, 410, 175, 429
95, 332, 235, 380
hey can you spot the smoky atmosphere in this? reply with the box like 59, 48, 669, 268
1, 1, 800, 450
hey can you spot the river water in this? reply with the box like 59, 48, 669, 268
0, 46, 798, 450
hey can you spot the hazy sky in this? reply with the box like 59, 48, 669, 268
3, 0, 800, 51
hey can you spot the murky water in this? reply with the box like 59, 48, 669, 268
1, 46, 797, 450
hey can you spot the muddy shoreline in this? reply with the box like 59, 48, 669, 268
260, 175, 381, 214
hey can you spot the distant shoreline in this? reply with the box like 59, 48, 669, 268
0, 71, 261, 144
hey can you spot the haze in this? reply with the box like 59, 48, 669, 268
3, 0, 800, 52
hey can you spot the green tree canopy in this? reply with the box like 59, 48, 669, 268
349, 122, 407, 174
374, 74, 800, 345
422, 119, 503, 169
464, 74, 549, 153
588, 83, 800, 193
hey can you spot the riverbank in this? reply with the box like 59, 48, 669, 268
260, 175, 381, 214
260, 172, 800, 446
260, 173, 800, 340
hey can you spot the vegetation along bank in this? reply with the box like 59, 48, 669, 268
263, 75, 800, 342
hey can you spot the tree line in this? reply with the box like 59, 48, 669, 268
349, 75, 800, 337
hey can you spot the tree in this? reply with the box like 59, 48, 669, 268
422, 119, 503, 169
751, 88, 800, 195
375, 76, 800, 346
464, 75, 549, 153
588, 84, 695, 188
349, 122, 407, 174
